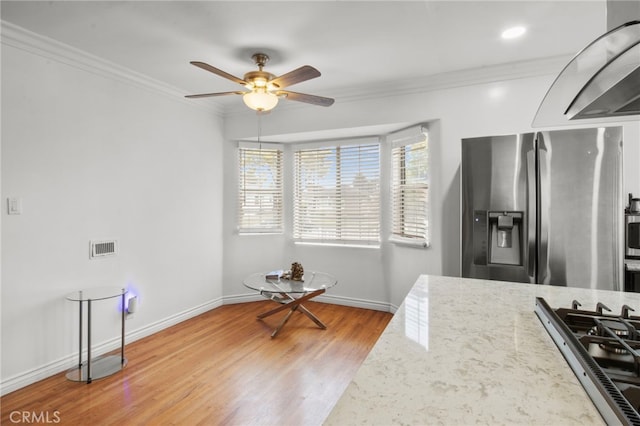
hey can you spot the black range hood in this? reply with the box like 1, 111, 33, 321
533, 20, 640, 127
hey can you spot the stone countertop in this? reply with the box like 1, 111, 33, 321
325, 275, 640, 425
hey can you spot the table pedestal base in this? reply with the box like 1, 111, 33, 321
257, 288, 326, 337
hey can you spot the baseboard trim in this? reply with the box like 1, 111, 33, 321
222, 292, 266, 305
223, 292, 392, 312
125, 297, 224, 344
1, 294, 390, 395
0, 297, 223, 396
313, 294, 392, 312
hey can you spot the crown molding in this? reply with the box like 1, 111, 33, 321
2, 20, 569, 119
225, 54, 570, 117
1, 21, 223, 117
332, 54, 570, 104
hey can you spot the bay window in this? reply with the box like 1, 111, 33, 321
293, 141, 380, 245
237, 143, 283, 233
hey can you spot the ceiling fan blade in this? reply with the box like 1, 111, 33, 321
185, 91, 245, 99
277, 90, 335, 107
190, 61, 247, 86
270, 66, 321, 88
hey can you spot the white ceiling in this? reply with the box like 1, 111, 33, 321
1, 0, 607, 116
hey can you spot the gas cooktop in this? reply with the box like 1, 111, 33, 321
536, 297, 640, 425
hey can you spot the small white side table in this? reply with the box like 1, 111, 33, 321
65, 287, 127, 383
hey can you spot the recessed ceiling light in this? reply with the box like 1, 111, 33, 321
501, 26, 526, 40
489, 87, 505, 99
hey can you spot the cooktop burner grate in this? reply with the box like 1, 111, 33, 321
535, 297, 640, 425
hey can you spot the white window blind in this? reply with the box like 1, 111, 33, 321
237, 145, 283, 233
391, 127, 429, 246
294, 143, 380, 244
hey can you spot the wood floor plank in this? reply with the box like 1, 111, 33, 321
1, 301, 392, 425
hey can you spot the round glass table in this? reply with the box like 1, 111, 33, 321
243, 271, 337, 337
65, 287, 127, 383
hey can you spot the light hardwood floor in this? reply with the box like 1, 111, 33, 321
1, 301, 392, 425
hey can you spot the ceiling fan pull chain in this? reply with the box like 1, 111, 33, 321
257, 111, 262, 151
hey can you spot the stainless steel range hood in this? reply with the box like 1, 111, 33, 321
565, 22, 640, 120
532, 1, 640, 127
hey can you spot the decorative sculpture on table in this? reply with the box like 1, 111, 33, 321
289, 262, 304, 281
269, 262, 304, 281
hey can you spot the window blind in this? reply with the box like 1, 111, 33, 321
391, 129, 429, 245
237, 146, 283, 233
294, 143, 380, 244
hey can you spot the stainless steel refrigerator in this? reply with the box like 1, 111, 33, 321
461, 127, 623, 290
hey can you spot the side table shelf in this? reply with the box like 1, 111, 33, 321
65, 287, 128, 383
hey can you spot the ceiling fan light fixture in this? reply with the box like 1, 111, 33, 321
186, 53, 334, 109
253, 77, 268, 88
243, 89, 279, 111
501, 26, 526, 40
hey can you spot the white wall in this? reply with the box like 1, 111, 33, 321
3, 28, 640, 395
223, 74, 640, 309
1, 43, 224, 393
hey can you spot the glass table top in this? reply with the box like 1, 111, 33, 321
243, 271, 337, 294
65, 286, 126, 302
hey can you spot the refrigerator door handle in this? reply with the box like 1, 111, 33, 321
526, 149, 537, 282
537, 145, 550, 284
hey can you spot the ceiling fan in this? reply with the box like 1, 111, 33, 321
185, 53, 335, 112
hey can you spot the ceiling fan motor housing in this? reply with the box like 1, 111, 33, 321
243, 71, 276, 88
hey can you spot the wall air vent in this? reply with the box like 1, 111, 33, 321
90, 240, 117, 259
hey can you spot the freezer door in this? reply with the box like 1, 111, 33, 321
536, 127, 622, 290
461, 133, 536, 283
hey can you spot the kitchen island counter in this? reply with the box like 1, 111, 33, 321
325, 275, 640, 425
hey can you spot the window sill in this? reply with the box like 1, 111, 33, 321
294, 241, 381, 249
238, 231, 284, 236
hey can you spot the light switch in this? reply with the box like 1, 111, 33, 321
7, 197, 22, 215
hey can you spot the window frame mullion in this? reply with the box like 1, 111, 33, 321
390, 128, 429, 247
